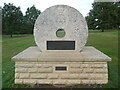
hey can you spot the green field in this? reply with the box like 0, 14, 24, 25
2, 30, 118, 88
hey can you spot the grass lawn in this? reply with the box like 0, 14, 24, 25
2, 30, 118, 88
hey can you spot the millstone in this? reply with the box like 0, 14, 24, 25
34, 5, 88, 51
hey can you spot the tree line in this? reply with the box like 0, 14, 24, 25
2, 2, 120, 37
2, 3, 41, 37
85, 2, 120, 32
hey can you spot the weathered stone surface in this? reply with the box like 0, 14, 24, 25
81, 80, 90, 84
83, 68, 94, 73
89, 74, 108, 79
15, 73, 19, 78
90, 64, 107, 68
15, 63, 34, 68
69, 64, 80, 68
12, 46, 111, 85
94, 68, 108, 73
28, 68, 38, 73
14, 61, 109, 84
63, 74, 79, 79
96, 80, 108, 84
30, 74, 47, 79
15, 68, 28, 73
19, 73, 29, 79
48, 74, 58, 79
42, 64, 52, 68
53, 80, 66, 84
37, 80, 52, 84
38, 68, 53, 73
15, 79, 22, 84
79, 74, 89, 79
67, 80, 81, 84
34, 5, 88, 51
69, 68, 83, 73
23, 79, 37, 84
12, 46, 111, 62
80, 64, 90, 68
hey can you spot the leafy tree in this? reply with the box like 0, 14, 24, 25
0, 7, 2, 34
2, 3, 23, 37
115, 2, 120, 29
86, 2, 120, 32
85, 10, 96, 30
24, 5, 41, 34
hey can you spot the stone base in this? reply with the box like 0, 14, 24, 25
12, 46, 111, 85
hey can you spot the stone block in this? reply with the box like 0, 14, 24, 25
89, 80, 96, 84
96, 80, 108, 84
15, 68, 28, 73
23, 79, 37, 84
48, 74, 58, 79
38, 68, 53, 73
30, 74, 47, 79
61, 74, 79, 79
15, 79, 22, 84
19, 73, 30, 79
80, 64, 89, 68
69, 68, 83, 73
53, 80, 66, 84
28, 68, 38, 73
37, 80, 52, 84
69, 64, 80, 68
103, 64, 107, 68
90, 64, 106, 68
89, 74, 108, 80
42, 64, 52, 68
81, 80, 89, 84
83, 68, 94, 73
79, 74, 89, 79
16, 63, 34, 68
94, 68, 108, 73
36, 64, 42, 67
15, 73, 19, 78
67, 80, 81, 84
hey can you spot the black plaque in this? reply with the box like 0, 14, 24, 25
55, 66, 67, 71
47, 41, 75, 50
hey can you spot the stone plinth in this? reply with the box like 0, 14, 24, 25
12, 46, 111, 85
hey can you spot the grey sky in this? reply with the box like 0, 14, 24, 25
0, 0, 94, 17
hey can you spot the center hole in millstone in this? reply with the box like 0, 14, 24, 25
56, 28, 65, 38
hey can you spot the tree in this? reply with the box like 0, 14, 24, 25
24, 5, 41, 34
115, 2, 120, 29
2, 3, 23, 37
85, 10, 96, 30
86, 2, 120, 32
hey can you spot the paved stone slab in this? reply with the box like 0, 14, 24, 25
12, 46, 111, 62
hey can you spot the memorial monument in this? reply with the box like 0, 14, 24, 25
12, 5, 111, 85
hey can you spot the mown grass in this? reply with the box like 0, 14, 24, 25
2, 30, 118, 88
87, 30, 118, 88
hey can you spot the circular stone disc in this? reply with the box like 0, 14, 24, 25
34, 5, 88, 51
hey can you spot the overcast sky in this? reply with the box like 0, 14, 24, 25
0, 0, 94, 17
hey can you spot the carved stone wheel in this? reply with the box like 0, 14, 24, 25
34, 5, 88, 51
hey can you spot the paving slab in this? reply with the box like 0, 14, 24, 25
12, 46, 111, 62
